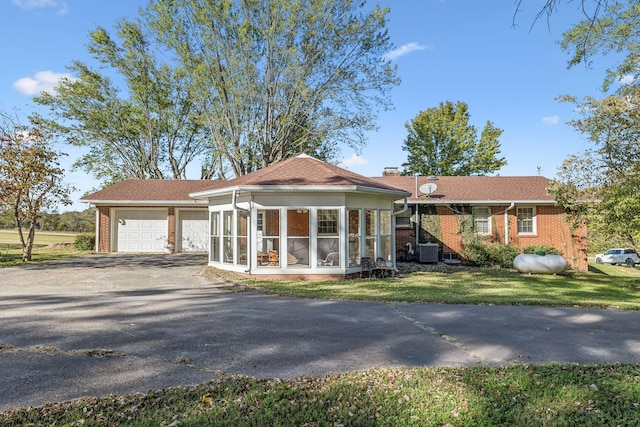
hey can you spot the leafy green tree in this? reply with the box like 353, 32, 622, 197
35, 20, 213, 184
545, 1, 640, 246
559, 0, 639, 91
401, 101, 506, 176
550, 90, 640, 247
0, 112, 74, 261
144, 0, 399, 177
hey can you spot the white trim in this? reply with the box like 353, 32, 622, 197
82, 200, 208, 206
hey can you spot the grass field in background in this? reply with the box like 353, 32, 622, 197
0, 229, 88, 266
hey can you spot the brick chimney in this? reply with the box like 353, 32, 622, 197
382, 167, 400, 177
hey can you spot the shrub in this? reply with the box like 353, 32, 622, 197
462, 241, 521, 268
522, 245, 562, 256
74, 234, 95, 251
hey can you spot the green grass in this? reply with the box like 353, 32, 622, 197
2, 364, 639, 426
208, 262, 640, 310
0, 229, 90, 266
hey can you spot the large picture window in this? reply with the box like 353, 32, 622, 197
517, 207, 535, 234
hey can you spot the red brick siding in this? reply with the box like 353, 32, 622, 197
97, 206, 110, 252
399, 204, 588, 271
167, 207, 175, 253
287, 209, 309, 237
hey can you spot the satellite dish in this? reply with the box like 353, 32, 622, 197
419, 183, 438, 196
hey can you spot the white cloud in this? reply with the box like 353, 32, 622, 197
338, 154, 368, 169
542, 115, 560, 125
384, 42, 431, 61
13, 0, 68, 15
618, 74, 635, 85
13, 0, 56, 9
13, 71, 72, 96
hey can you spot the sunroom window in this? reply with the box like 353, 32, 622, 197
256, 209, 280, 267
210, 211, 220, 262
287, 209, 310, 267
317, 209, 340, 267
365, 209, 377, 259
380, 210, 392, 261
348, 209, 361, 267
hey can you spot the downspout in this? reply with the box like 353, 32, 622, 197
391, 197, 409, 269
392, 197, 409, 216
232, 190, 252, 273
94, 207, 99, 253
501, 203, 515, 245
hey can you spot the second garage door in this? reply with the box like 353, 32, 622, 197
179, 210, 209, 252
114, 209, 168, 253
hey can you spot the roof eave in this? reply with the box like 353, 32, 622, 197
190, 185, 411, 199
402, 199, 557, 205
80, 199, 209, 206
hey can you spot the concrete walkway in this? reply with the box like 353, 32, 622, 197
1, 253, 639, 411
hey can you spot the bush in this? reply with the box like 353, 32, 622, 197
522, 245, 562, 256
74, 234, 95, 251
462, 241, 521, 268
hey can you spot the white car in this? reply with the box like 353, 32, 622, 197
594, 248, 640, 267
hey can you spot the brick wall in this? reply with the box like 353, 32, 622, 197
97, 206, 110, 252
398, 204, 588, 271
287, 209, 309, 237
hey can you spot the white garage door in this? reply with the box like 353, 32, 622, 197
114, 209, 168, 253
179, 210, 209, 252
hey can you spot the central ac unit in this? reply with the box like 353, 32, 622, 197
417, 243, 438, 263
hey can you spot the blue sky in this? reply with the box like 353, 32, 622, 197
1, 0, 612, 211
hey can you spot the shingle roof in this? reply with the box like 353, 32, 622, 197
373, 175, 555, 203
79, 156, 555, 205
81, 179, 226, 204
189, 154, 410, 198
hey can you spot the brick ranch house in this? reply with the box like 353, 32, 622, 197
373, 168, 588, 271
81, 154, 588, 276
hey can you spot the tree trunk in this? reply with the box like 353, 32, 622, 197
21, 223, 36, 262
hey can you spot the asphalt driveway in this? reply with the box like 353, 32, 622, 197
1, 253, 639, 411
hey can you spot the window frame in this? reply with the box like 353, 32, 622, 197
472, 206, 491, 236
517, 206, 536, 235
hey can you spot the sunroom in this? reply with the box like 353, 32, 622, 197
189, 155, 410, 278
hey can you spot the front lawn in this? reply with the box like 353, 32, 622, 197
207, 262, 640, 310
3, 364, 639, 426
